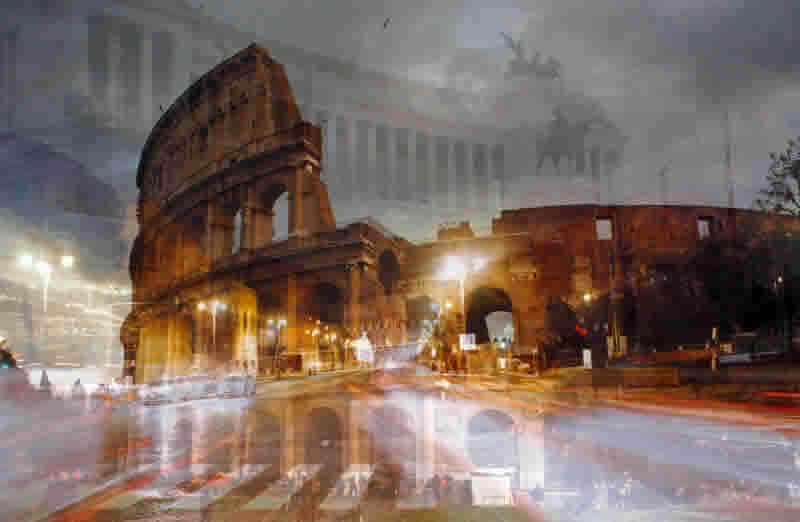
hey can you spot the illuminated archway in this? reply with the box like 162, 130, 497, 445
466, 287, 514, 344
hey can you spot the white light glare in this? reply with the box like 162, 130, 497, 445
36, 261, 52, 275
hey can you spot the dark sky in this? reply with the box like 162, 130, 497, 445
195, 0, 800, 207
4, 0, 800, 211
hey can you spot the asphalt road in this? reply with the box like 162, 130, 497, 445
3, 368, 800, 522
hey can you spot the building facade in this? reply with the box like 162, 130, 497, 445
127, 43, 800, 382
2, 0, 624, 240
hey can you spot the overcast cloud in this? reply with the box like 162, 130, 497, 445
3, 0, 800, 212
181, 0, 800, 208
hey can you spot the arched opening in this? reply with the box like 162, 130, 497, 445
486, 311, 515, 344
468, 410, 518, 470
406, 295, 441, 342
466, 287, 514, 344
368, 406, 415, 497
309, 283, 345, 326
306, 407, 343, 471
248, 413, 281, 466
262, 183, 289, 243
378, 250, 400, 296
232, 208, 243, 254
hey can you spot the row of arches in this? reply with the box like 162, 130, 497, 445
134, 182, 291, 291
305, 406, 519, 473
115, 402, 520, 484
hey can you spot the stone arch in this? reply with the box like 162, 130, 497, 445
378, 250, 401, 296
467, 409, 518, 470
308, 282, 345, 326
260, 182, 290, 243
466, 287, 514, 344
306, 407, 343, 471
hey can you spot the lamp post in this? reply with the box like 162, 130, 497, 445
197, 300, 227, 364
439, 256, 487, 330
19, 253, 74, 354
439, 256, 487, 372
269, 318, 286, 378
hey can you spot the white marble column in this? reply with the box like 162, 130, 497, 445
447, 139, 457, 212
387, 126, 396, 202
465, 142, 475, 211
408, 129, 417, 203
367, 120, 378, 202
140, 31, 153, 131
426, 133, 436, 209
347, 114, 358, 205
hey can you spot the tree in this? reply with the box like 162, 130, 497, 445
756, 137, 800, 215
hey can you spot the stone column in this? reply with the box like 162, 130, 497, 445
207, 202, 231, 263
346, 263, 361, 337
286, 275, 298, 351
347, 115, 358, 203
288, 168, 305, 237
447, 139, 457, 211
465, 142, 475, 211
408, 128, 417, 202
321, 110, 335, 195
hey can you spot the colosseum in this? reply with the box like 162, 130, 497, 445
125, 44, 800, 383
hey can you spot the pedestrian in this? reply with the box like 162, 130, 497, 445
432, 473, 441, 503
0, 336, 16, 368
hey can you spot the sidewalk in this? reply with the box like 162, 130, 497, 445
253, 367, 363, 394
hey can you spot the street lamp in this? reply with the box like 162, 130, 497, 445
19, 253, 74, 313
439, 256, 487, 325
197, 300, 227, 354
19, 253, 74, 357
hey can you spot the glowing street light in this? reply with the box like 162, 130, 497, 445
439, 255, 488, 331
19, 253, 73, 313
583, 293, 592, 303
61, 255, 74, 268
197, 300, 227, 350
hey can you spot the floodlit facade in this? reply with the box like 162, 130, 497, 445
127, 43, 800, 383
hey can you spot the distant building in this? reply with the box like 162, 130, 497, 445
2, 0, 624, 240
